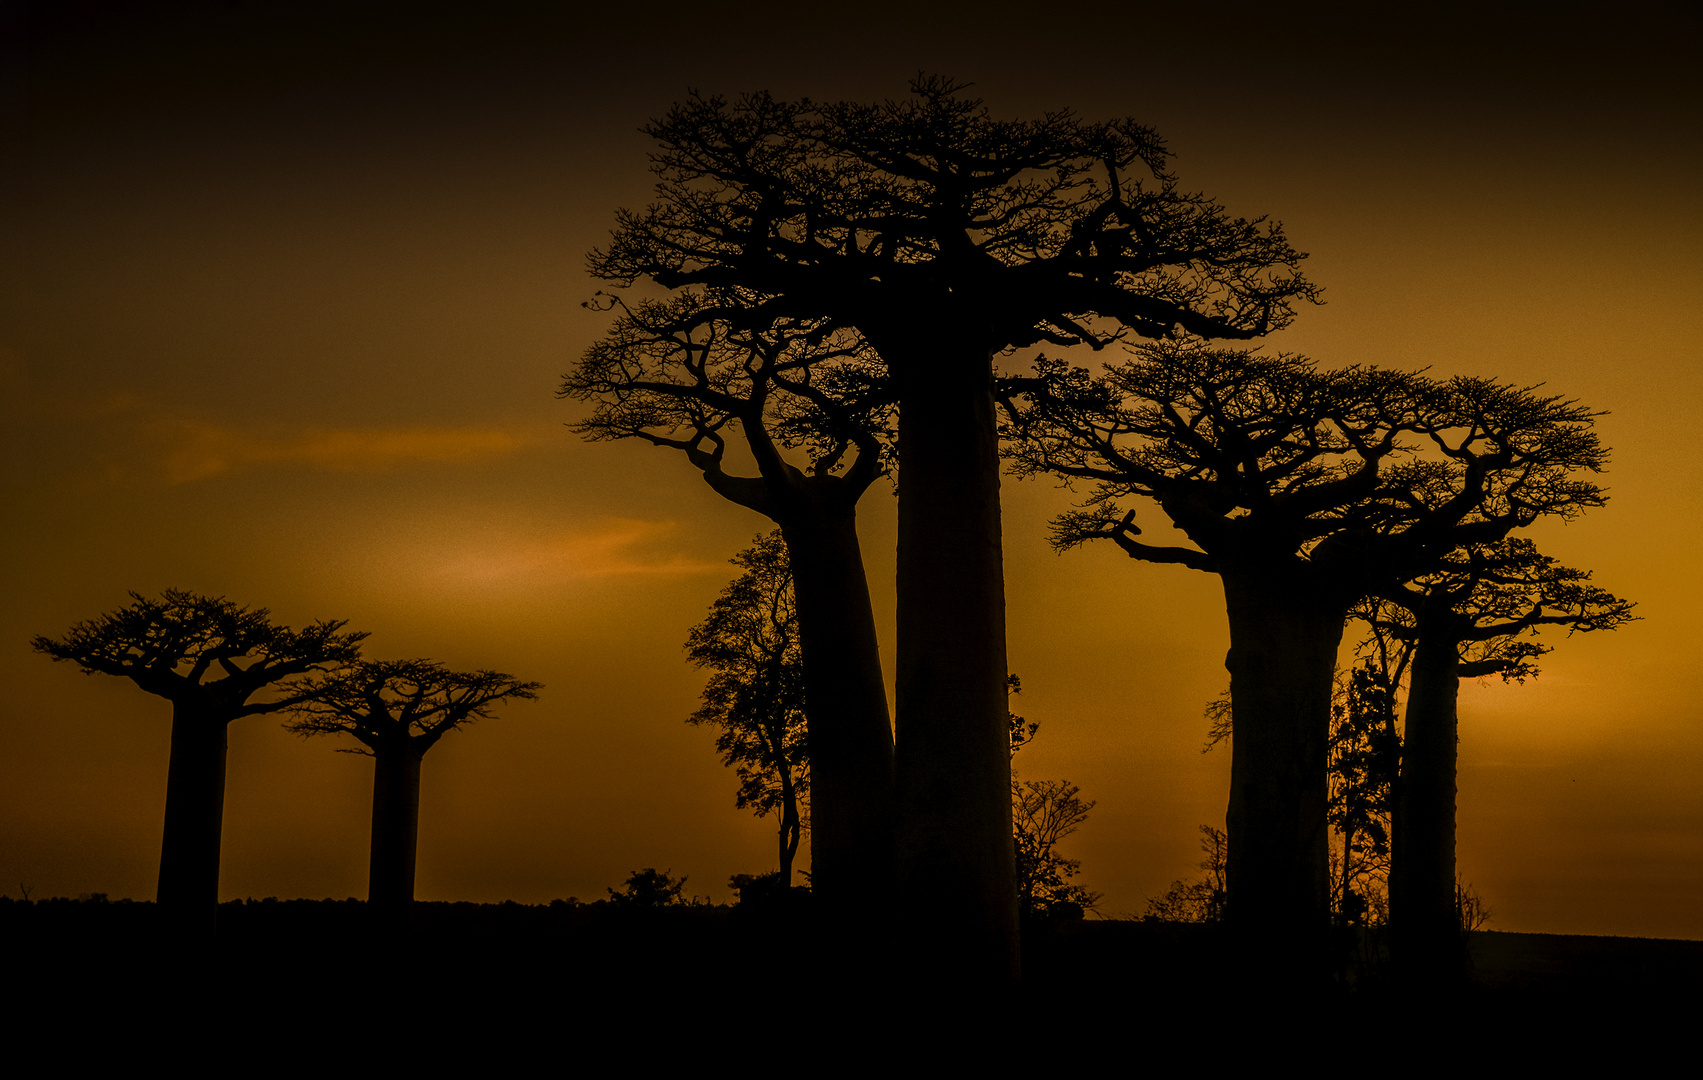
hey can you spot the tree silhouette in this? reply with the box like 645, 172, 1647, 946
32, 590, 366, 934
1008, 342, 1608, 941
1012, 780, 1099, 920
282, 660, 541, 915
565, 292, 893, 906
685, 532, 811, 885
1143, 826, 1229, 923
1368, 539, 1633, 977
607, 868, 698, 910
592, 76, 1317, 978
1006, 682, 1099, 919
1327, 661, 1401, 927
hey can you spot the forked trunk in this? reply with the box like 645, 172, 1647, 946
890, 339, 1019, 983
1390, 630, 1463, 978
780, 512, 894, 908
156, 703, 229, 937
778, 780, 801, 885
1221, 567, 1344, 942
369, 747, 423, 916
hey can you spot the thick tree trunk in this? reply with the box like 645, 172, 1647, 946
780, 512, 895, 908
156, 703, 228, 937
890, 341, 1019, 983
1390, 630, 1462, 977
1220, 568, 1344, 942
369, 748, 423, 915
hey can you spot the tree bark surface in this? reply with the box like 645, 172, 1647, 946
1221, 567, 1343, 941
1390, 630, 1462, 974
369, 748, 423, 914
781, 512, 894, 907
890, 340, 1019, 983
156, 704, 228, 937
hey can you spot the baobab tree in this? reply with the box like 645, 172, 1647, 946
591, 77, 1318, 977
685, 532, 811, 885
1007, 343, 1609, 941
32, 590, 366, 935
564, 290, 893, 909
1369, 539, 1633, 978
281, 660, 541, 915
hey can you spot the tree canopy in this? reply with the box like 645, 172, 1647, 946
562, 288, 893, 517
283, 659, 542, 757
33, 588, 366, 715
1007, 342, 1609, 583
590, 76, 1319, 353
1366, 537, 1636, 679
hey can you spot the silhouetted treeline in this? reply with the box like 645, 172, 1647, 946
28, 76, 1646, 998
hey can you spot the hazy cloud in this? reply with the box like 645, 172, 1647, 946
434, 519, 721, 582
155, 417, 534, 482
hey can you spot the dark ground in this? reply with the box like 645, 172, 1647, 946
6, 897, 1696, 1052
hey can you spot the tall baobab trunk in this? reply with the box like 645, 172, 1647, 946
157, 703, 228, 937
1220, 567, 1344, 942
780, 511, 894, 907
890, 339, 1019, 983
368, 747, 424, 915
1390, 629, 1463, 979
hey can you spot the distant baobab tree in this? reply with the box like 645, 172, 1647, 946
1007, 343, 1609, 944
282, 660, 541, 916
32, 590, 366, 936
1369, 539, 1633, 979
565, 291, 894, 910
592, 75, 1318, 979
685, 532, 810, 885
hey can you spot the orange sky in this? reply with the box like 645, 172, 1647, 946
4, 2, 1699, 937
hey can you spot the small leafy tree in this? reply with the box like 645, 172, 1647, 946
1013, 780, 1100, 919
1328, 662, 1402, 928
607, 868, 697, 910
1456, 880, 1492, 932
1143, 826, 1229, 923
1007, 685, 1099, 918
686, 532, 810, 884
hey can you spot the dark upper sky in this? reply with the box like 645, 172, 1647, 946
4, 1, 1699, 934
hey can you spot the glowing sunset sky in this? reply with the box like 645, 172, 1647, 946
4, 2, 1699, 937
